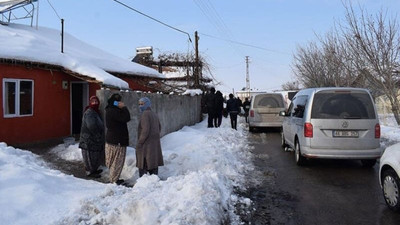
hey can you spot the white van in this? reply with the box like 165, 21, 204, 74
249, 93, 286, 132
280, 87, 382, 167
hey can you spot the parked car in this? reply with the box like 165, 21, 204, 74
248, 93, 286, 132
279, 87, 382, 166
379, 143, 400, 212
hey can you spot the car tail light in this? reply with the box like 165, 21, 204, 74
250, 110, 254, 117
375, 123, 380, 138
304, 122, 313, 138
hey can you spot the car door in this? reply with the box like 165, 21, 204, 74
283, 102, 294, 147
290, 95, 308, 147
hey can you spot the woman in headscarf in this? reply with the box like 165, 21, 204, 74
79, 95, 104, 178
136, 97, 164, 177
105, 93, 131, 184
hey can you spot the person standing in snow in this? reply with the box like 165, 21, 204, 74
105, 93, 130, 185
242, 97, 251, 123
214, 90, 224, 127
203, 87, 217, 128
136, 97, 164, 177
79, 95, 104, 178
226, 93, 240, 130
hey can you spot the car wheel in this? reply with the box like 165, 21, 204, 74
361, 159, 376, 168
295, 141, 306, 166
281, 131, 287, 148
382, 169, 400, 212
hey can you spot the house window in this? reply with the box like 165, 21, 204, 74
3, 79, 34, 117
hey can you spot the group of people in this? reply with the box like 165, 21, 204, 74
78, 93, 164, 185
203, 87, 251, 130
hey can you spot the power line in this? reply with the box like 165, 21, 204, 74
111, 0, 193, 44
46, 0, 61, 20
193, 0, 244, 56
199, 32, 290, 55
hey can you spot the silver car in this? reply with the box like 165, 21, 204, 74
280, 87, 382, 166
249, 93, 286, 132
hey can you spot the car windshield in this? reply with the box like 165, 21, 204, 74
311, 91, 376, 119
253, 94, 285, 108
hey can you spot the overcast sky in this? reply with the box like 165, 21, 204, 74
30, 0, 400, 93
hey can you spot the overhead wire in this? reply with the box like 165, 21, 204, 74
46, 0, 61, 20
199, 32, 290, 55
111, 0, 194, 48
193, 0, 244, 56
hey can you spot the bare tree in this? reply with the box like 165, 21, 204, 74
292, 41, 329, 87
281, 80, 300, 91
342, 4, 400, 124
157, 52, 214, 92
292, 29, 365, 89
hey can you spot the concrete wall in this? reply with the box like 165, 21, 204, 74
97, 89, 202, 147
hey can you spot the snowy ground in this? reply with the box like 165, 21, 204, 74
0, 116, 254, 225
1, 114, 399, 225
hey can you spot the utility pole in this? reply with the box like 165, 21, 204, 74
245, 56, 250, 97
194, 31, 200, 88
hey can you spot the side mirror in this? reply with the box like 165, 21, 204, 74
279, 111, 286, 117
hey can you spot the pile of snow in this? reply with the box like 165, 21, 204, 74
182, 89, 203, 96
380, 114, 400, 147
0, 117, 253, 225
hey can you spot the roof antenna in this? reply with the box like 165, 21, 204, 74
45, 0, 63, 53
61, 18, 64, 53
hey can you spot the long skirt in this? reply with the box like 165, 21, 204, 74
81, 149, 101, 174
105, 143, 126, 183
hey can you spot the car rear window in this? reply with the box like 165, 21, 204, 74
311, 91, 376, 119
253, 94, 285, 108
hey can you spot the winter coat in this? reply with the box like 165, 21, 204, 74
79, 108, 105, 152
105, 105, 130, 146
226, 98, 241, 114
243, 100, 251, 112
215, 92, 224, 115
204, 92, 217, 114
136, 108, 164, 170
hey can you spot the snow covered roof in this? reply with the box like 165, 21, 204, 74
0, 23, 164, 89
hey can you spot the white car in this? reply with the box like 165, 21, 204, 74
248, 93, 286, 132
379, 143, 400, 212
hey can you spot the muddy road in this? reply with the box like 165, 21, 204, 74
239, 129, 400, 225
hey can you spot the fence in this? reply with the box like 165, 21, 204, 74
97, 89, 202, 147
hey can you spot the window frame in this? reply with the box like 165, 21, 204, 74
2, 78, 34, 118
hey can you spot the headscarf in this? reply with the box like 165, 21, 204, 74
139, 97, 151, 112
85, 95, 100, 114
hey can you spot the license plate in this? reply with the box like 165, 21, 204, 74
333, 130, 358, 137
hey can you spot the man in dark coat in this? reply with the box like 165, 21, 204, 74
79, 95, 104, 178
242, 97, 251, 123
203, 87, 216, 128
214, 90, 224, 127
226, 93, 240, 130
136, 97, 164, 177
105, 93, 130, 184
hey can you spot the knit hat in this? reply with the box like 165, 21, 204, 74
139, 97, 151, 112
